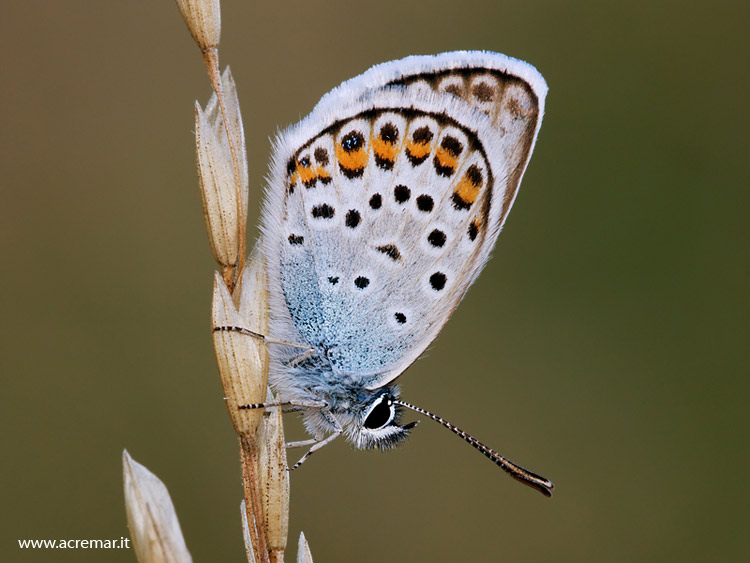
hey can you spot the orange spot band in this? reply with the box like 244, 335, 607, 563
454, 175, 481, 205
435, 147, 458, 169
372, 138, 397, 162
296, 164, 316, 184
335, 145, 368, 171
406, 140, 431, 158
315, 166, 330, 181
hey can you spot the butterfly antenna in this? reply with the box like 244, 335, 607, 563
395, 400, 554, 497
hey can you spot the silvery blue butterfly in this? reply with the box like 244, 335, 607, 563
246, 51, 552, 496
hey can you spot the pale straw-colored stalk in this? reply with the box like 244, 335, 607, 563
123, 450, 192, 563
296, 533, 314, 563
123, 1, 314, 561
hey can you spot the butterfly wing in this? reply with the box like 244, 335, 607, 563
314, 50, 547, 226
261, 52, 546, 390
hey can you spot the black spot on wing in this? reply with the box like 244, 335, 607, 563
311, 204, 335, 219
345, 209, 361, 228
376, 244, 401, 261
429, 272, 447, 291
394, 185, 410, 203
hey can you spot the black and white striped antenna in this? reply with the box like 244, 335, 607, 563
395, 400, 554, 497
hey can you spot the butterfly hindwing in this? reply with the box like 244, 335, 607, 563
314, 50, 547, 227
262, 52, 546, 389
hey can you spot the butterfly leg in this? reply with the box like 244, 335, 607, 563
285, 438, 319, 449
288, 410, 342, 470
238, 399, 327, 411
213, 325, 314, 353
287, 348, 315, 367
289, 430, 342, 470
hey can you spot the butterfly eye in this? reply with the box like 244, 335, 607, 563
363, 396, 394, 430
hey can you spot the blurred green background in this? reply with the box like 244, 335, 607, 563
1, 1, 747, 561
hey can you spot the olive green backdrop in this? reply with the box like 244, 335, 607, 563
1, 1, 747, 561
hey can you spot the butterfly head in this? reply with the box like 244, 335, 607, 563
342, 387, 418, 450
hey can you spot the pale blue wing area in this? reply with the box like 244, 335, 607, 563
280, 244, 408, 377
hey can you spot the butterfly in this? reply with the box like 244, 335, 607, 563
244, 51, 552, 496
